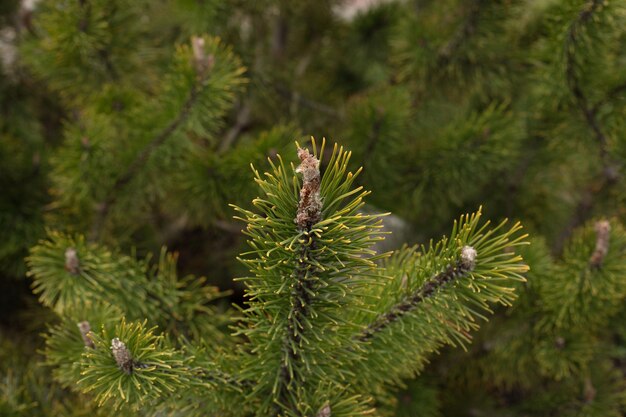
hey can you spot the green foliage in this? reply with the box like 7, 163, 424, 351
20, 0, 153, 99
78, 319, 192, 410
28, 231, 229, 341
24, 141, 529, 415
172, 124, 297, 224
3, 0, 626, 415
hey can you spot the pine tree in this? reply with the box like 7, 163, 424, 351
2, 0, 626, 416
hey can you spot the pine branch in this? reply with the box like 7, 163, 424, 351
89, 74, 204, 241
257, 74, 341, 118
553, 176, 611, 255
544, 219, 626, 331
233, 140, 385, 415
591, 81, 626, 114
436, 0, 484, 67
344, 211, 528, 392
218, 101, 251, 154
77, 0, 119, 81
410, 0, 485, 107
276, 148, 323, 415
358, 246, 477, 342
564, 0, 616, 178
555, 0, 620, 253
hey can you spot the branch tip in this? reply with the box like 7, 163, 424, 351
295, 148, 322, 230
589, 220, 610, 268
460, 246, 477, 271
191, 36, 215, 76
77, 321, 95, 349
65, 247, 80, 275
317, 403, 332, 417
111, 338, 134, 374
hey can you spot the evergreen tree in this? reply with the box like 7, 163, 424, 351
1, 0, 626, 416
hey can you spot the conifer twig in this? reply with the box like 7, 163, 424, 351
77, 0, 119, 81
258, 74, 341, 118
276, 148, 323, 415
564, 0, 616, 177
218, 102, 251, 153
411, 0, 484, 107
358, 246, 477, 342
555, 0, 620, 253
89, 72, 205, 241
553, 178, 610, 255
591, 82, 626, 114
436, 0, 484, 67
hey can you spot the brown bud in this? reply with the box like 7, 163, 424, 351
191, 36, 215, 76
400, 274, 408, 290
459, 246, 477, 271
555, 336, 565, 349
111, 338, 134, 374
65, 248, 80, 275
583, 377, 596, 403
77, 321, 95, 349
294, 148, 322, 230
589, 220, 610, 269
316, 403, 331, 417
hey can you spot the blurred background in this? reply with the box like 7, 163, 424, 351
1, 0, 626, 416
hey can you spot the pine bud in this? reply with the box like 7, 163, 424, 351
583, 377, 596, 403
555, 336, 566, 349
316, 403, 331, 417
77, 321, 95, 349
400, 274, 408, 289
65, 248, 80, 275
589, 220, 610, 269
295, 147, 322, 230
111, 338, 134, 374
191, 36, 215, 76
459, 245, 477, 271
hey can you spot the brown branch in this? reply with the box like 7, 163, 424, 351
273, 83, 340, 117
218, 102, 251, 154
89, 80, 202, 241
591, 82, 626, 114
411, 0, 484, 107
435, 0, 484, 68
358, 246, 477, 342
553, 169, 617, 255
564, 0, 614, 175
555, 0, 620, 253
